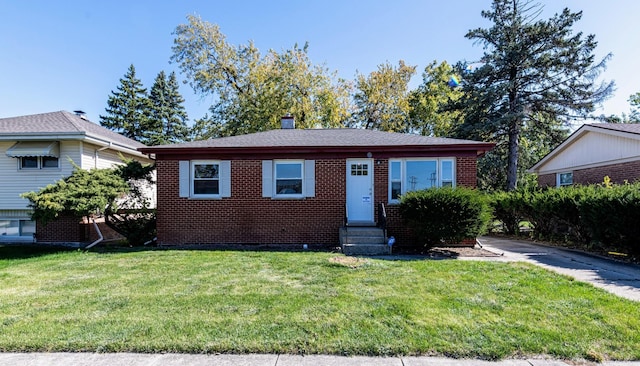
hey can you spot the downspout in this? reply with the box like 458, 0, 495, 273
84, 218, 104, 249
95, 143, 111, 169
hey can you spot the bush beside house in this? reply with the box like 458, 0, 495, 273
399, 187, 491, 250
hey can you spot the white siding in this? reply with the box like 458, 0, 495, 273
0, 140, 153, 211
81, 142, 153, 169
0, 141, 78, 210
80, 141, 95, 168
60, 140, 83, 171
537, 131, 640, 174
97, 147, 126, 169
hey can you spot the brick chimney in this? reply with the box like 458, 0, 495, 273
281, 114, 295, 129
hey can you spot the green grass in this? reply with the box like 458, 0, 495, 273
0, 246, 638, 361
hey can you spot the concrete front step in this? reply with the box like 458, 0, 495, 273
339, 227, 385, 242
342, 243, 390, 256
343, 236, 386, 245
339, 226, 388, 255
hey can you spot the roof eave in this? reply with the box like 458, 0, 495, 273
0, 132, 149, 159
528, 125, 589, 173
528, 124, 640, 173
140, 143, 495, 158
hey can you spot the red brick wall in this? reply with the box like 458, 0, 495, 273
537, 160, 640, 187
157, 155, 479, 247
574, 161, 640, 185
36, 215, 87, 244
537, 173, 556, 188
157, 159, 345, 246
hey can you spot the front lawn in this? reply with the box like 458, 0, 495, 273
0, 246, 638, 361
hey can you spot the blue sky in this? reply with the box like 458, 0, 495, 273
1, 1, 638, 126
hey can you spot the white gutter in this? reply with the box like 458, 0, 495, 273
0, 133, 148, 159
84, 218, 104, 249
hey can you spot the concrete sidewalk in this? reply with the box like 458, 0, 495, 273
2, 353, 638, 366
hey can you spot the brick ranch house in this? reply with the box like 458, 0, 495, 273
140, 121, 493, 253
529, 123, 640, 187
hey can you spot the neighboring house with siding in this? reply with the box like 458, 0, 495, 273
529, 123, 640, 187
140, 118, 493, 253
0, 110, 153, 244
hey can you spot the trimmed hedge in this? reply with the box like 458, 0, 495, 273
399, 187, 492, 249
489, 183, 640, 255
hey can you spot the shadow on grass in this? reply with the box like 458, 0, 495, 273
0, 244, 76, 260
88, 244, 474, 261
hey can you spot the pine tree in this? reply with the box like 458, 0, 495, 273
454, 0, 613, 191
147, 71, 190, 145
100, 64, 151, 143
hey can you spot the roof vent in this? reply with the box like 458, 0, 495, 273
281, 114, 295, 129
73, 110, 87, 120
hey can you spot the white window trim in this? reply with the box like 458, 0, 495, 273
273, 160, 305, 199
18, 156, 60, 170
388, 158, 457, 204
179, 160, 231, 199
440, 158, 455, 187
191, 160, 221, 199
557, 171, 573, 187
262, 160, 315, 199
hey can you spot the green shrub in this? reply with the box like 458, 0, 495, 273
399, 187, 492, 249
579, 183, 640, 254
489, 188, 535, 235
527, 186, 591, 243
489, 182, 640, 255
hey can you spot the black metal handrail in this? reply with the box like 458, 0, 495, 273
377, 202, 387, 237
344, 203, 349, 227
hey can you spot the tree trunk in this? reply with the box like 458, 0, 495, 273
506, 119, 520, 191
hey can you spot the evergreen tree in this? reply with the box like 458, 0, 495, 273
147, 71, 190, 145
100, 64, 151, 143
453, 0, 613, 191
629, 92, 640, 123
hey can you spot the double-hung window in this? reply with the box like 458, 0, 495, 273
275, 161, 303, 196
389, 158, 456, 202
178, 160, 231, 199
262, 160, 315, 199
192, 161, 220, 196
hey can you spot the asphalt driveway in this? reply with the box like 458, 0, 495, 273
477, 236, 640, 302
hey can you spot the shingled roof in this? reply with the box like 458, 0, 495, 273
141, 128, 492, 152
0, 111, 146, 152
588, 122, 640, 135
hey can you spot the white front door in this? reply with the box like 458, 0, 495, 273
346, 159, 374, 223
